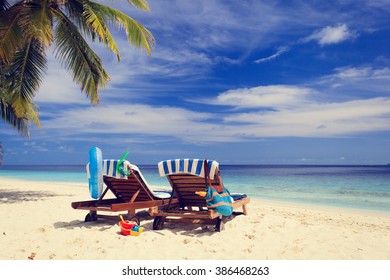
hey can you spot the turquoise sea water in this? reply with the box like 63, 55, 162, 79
1, 165, 389, 212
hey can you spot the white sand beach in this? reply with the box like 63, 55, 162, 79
1, 177, 390, 260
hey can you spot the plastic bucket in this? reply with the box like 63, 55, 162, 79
119, 220, 136, 236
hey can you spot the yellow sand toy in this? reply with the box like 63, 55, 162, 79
195, 191, 207, 197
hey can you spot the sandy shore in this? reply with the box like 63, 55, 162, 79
1, 177, 390, 260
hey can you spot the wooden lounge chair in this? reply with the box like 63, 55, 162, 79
150, 159, 250, 232
71, 160, 178, 224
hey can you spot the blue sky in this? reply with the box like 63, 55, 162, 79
1, 0, 390, 165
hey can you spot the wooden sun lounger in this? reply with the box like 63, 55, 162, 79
150, 159, 250, 232
71, 166, 179, 224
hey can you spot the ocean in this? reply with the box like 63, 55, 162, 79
1, 164, 389, 212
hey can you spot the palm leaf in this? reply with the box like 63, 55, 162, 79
0, 4, 25, 64
5, 37, 46, 117
0, 94, 40, 137
24, 0, 53, 47
64, 0, 98, 41
89, 1, 155, 56
0, 1, 53, 63
82, 1, 121, 60
0, 98, 30, 136
1, 58, 40, 136
127, 0, 150, 11
52, 8, 109, 103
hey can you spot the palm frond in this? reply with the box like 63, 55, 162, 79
89, 2, 155, 56
1, 1, 53, 63
82, 1, 120, 60
52, 8, 109, 103
24, 0, 53, 47
5, 37, 47, 117
64, 0, 97, 41
0, 4, 25, 64
0, 95, 40, 137
127, 0, 150, 11
0, 99, 30, 136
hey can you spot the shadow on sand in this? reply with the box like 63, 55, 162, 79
0, 189, 69, 204
54, 210, 242, 237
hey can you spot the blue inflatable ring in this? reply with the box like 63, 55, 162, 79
88, 147, 103, 199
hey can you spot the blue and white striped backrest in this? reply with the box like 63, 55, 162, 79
158, 159, 219, 179
86, 159, 137, 179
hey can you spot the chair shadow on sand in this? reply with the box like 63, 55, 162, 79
55, 210, 244, 237
54, 209, 152, 231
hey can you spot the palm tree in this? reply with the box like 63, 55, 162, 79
0, 0, 154, 136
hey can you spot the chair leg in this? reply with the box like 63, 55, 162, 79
242, 204, 248, 215
127, 209, 136, 217
149, 206, 158, 216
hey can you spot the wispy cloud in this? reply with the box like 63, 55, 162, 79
222, 97, 390, 137
302, 24, 357, 46
254, 46, 290, 63
325, 66, 390, 81
317, 66, 390, 96
23, 142, 49, 152
215, 85, 313, 109
40, 104, 231, 143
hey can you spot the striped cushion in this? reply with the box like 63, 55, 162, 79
87, 160, 136, 179
158, 159, 219, 179
87, 160, 172, 199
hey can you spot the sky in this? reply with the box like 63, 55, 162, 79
1, 0, 390, 165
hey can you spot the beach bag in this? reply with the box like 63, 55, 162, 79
205, 186, 234, 216
203, 159, 233, 216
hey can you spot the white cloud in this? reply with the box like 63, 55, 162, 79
35, 57, 90, 104
36, 91, 390, 143
318, 66, 390, 93
40, 104, 236, 143
222, 97, 390, 137
215, 85, 313, 109
328, 66, 390, 81
23, 141, 49, 152
58, 146, 74, 152
303, 24, 356, 45
254, 46, 290, 63
332, 67, 371, 79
